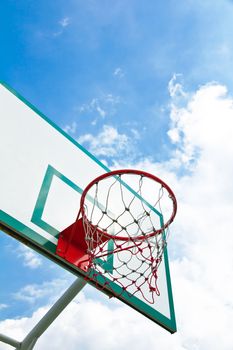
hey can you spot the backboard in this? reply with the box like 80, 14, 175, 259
0, 82, 176, 333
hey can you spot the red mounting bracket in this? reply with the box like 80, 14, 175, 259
56, 219, 90, 271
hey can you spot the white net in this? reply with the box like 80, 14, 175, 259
81, 170, 176, 303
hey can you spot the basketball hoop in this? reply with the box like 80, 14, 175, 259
57, 169, 177, 304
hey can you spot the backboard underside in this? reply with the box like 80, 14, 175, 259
0, 82, 176, 333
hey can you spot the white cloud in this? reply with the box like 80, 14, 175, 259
79, 98, 107, 119
17, 246, 42, 269
52, 30, 63, 38
130, 128, 140, 140
63, 121, 77, 135
113, 67, 125, 78
59, 17, 71, 28
78, 125, 130, 157
168, 79, 233, 172
77, 94, 121, 122
0, 295, 185, 350
51, 17, 71, 37
12, 279, 70, 304
96, 105, 106, 118
0, 304, 8, 311
168, 74, 187, 99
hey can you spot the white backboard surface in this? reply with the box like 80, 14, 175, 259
0, 82, 176, 333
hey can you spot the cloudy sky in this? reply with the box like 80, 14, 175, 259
1, 1, 233, 349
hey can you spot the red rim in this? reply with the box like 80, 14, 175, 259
80, 169, 177, 241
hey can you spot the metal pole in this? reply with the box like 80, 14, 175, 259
19, 277, 87, 350
0, 333, 21, 348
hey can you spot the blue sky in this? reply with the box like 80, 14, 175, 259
1, 0, 233, 164
1, 1, 233, 349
